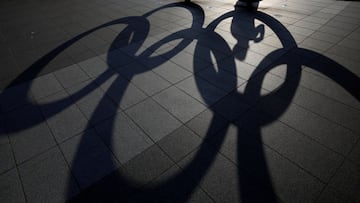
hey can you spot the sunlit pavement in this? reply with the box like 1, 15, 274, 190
1, 0, 359, 202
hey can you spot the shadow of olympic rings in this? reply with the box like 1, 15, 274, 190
68, 6, 360, 202
1, 2, 359, 203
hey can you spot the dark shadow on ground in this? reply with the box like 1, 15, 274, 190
1, 2, 359, 203
69, 5, 359, 203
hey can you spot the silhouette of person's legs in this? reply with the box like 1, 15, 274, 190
235, 0, 260, 9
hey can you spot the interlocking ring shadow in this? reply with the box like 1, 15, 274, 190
69, 7, 360, 202
1, 2, 359, 203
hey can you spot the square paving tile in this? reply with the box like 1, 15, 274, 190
151, 60, 192, 84
248, 68, 287, 92
92, 28, 118, 43
68, 49, 98, 64
317, 185, 357, 203
318, 161, 360, 203
125, 98, 182, 142
117, 62, 172, 96
99, 49, 135, 69
338, 37, 360, 51
257, 95, 359, 156
29, 73, 63, 100
60, 129, 120, 189
293, 20, 323, 31
122, 144, 174, 185
211, 121, 324, 202
4, 105, 56, 164
95, 112, 154, 164
158, 126, 202, 162
95, 73, 148, 110
186, 109, 229, 138
212, 91, 251, 121
153, 86, 206, 123
129, 165, 214, 202
196, 67, 241, 93
237, 50, 274, 68
176, 76, 227, 106
64, 42, 93, 57
79, 35, 107, 50
3, 105, 43, 133
0, 82, 33, 113
206, 124, 244, 165
9, 122, 55, 165
77, 56, 111, 78
195, 36, 232, 62
19, 147, 80, 203
0, 168, 26, 203
262, 35, 284, 49
319, 26, 353, 37
66, 80, 118, 125
242, 111, 344, 182
178, 144, 242, 202
169, 51, 212, 73
327, 45, 360, 62
39, 90, 89, 142
288, 25, 315, 37
300, 37, 334, 52
264, 146, 325, 203
0, 143, 15, 174
221, 56, 270, 81
114, 61, 148, 80
309, 31, 342, 44
275, 83, 360, 134
54, 64, 90, 88
236, 81, 271, 105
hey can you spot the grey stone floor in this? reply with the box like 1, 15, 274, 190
1, 0, 360, 202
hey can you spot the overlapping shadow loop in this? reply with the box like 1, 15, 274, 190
190, 10, 301, 202
71, 6, 360, 203
62, 5, 360, 203
67, 2, 208, 202
191, 9, 360, 202
71, 8, 301, 203
1, 2, 203, 133
0, 2, 206, 202
2, 1, 359, 202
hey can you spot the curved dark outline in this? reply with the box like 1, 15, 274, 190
73, 8, 359, 203
190, 10, 302, 202
1, 2, 206, 202
2, 2, 204, 133
1, 2, 359, 203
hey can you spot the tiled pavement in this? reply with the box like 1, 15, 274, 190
1, 0, 360, 202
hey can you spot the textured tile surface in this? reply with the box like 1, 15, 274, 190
122, 144, 174, 185
153, 86, 206, 123
95, 112, 154, 164
54, 64, 89, 88
0, 143, 15, 174
19, 147, 80, 203
4, 105, 56, 163
158, 126, 202, 162
1, 0, 360, 202
60, 130, 120, 188
39, 91, 89, 142
0, 168, 26, 203
125, 98, 182, 142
